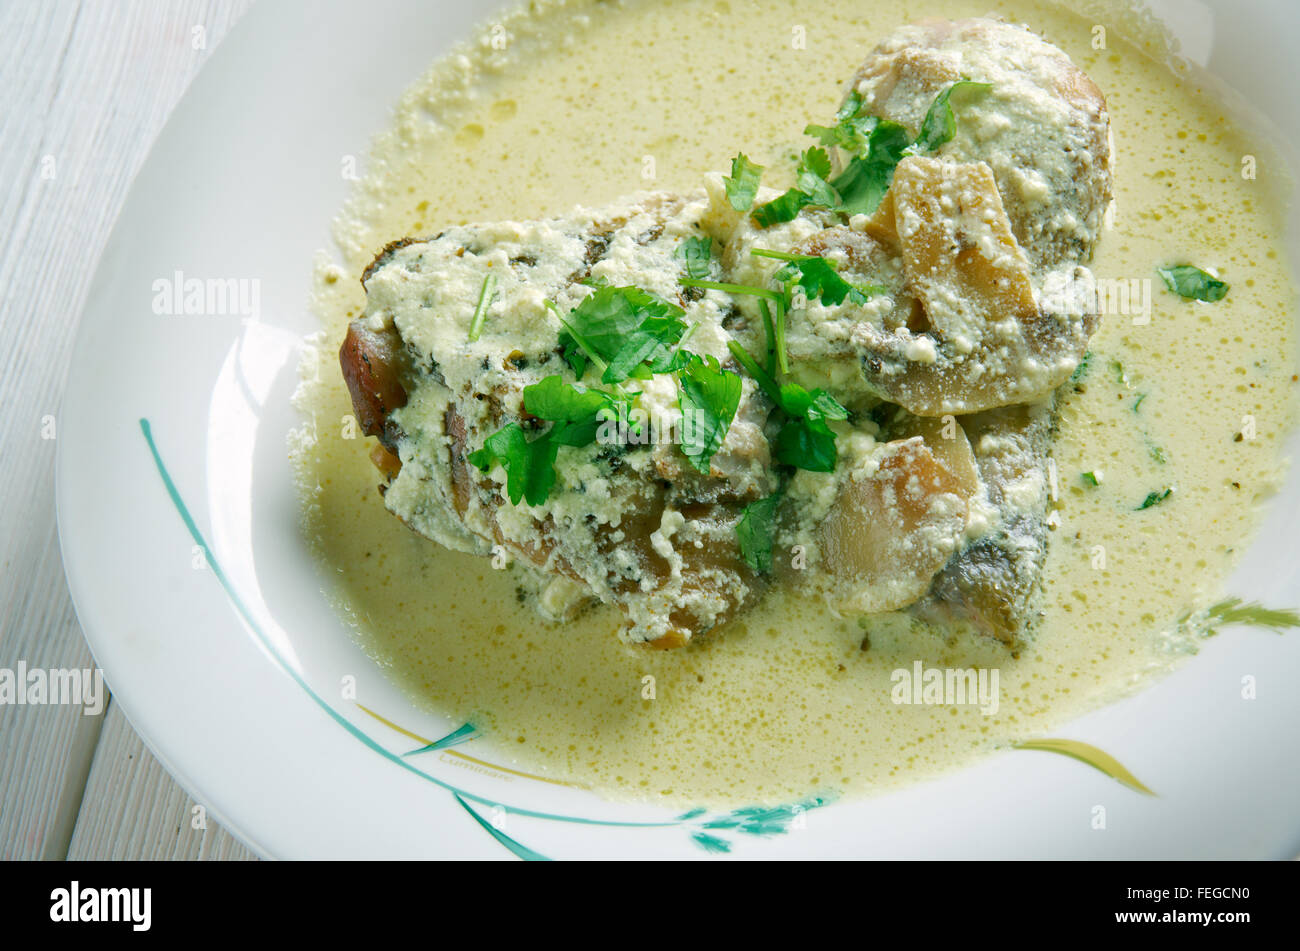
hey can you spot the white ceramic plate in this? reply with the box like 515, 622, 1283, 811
57, 0, 1300, 859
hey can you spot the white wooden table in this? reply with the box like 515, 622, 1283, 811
0, 0, 257, 860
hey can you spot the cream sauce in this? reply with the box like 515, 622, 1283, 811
293, 0, 1297, 806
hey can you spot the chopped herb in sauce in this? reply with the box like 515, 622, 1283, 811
467, 423, 561, 507
752, 188, 812, 228
1158, 264, 1229, 302
1070, 350, 1093, 383
523, 374, 622, 446
1198, 598, 1300, 636
727, 339, 847, 473
826, 120, 910, 216
1136, 487, 1173, 510
765, 251, 885, 307
804, 90, 879, 153
468, 376, 625, 506
909, 80, 993, 153
753, 147, 837, 227
772, 392, 846, 472
686, 251, 880, 376
559, 284, 690, 385
558, 329, 589, 377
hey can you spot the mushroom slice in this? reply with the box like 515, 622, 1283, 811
821, 437, 969, 615
853, 156, 1097, 416
910, 402, 1055, 645
846, 17, 1113, 269
890, 413, 981, 501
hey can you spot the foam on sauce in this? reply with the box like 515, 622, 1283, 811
293, 0, 1297, 805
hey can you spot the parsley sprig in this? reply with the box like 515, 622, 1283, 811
752, 80, 991, 227
752, 147, 838, 228
555, 283, 692, 384
803, 91, 879, 153
467, 375, 626, 506
909, 80, 993, 153
466, 423, 561, 508
724, 154, 764, 212
471, 269, 748, 502
678, 353, 743, 474
727, 339, 848, 473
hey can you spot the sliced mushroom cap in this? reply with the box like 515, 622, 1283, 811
847, 16, 1113, 269
851, 157, 1098, 415
890, 413, 981, 500
821, 437, 970, 615
910, 403, 1055, 645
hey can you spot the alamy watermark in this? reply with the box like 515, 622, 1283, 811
151, 270, 261, 319
0, 663, 105, 715
50, 882, 150, 931
1041, 270, 1153, 326
891, 661, 1000, 715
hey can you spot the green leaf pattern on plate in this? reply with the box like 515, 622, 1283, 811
141, 419, 1299, 858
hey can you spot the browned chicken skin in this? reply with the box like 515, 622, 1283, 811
339, 322, 408, 452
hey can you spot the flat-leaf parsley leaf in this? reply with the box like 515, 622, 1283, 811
724, 154, 764, 212
736, 492, 783, 574
678, 354, 743, 474
1157, 265, 1229, 302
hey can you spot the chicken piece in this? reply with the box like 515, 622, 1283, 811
440, 401, 764, 649
343, 191, 776, 646
909, 402, 1055, 645
336, 16, 1112, 649
773, 16, 1113, 415
852, 157, 1099, 415
847, 17, 1113, 269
